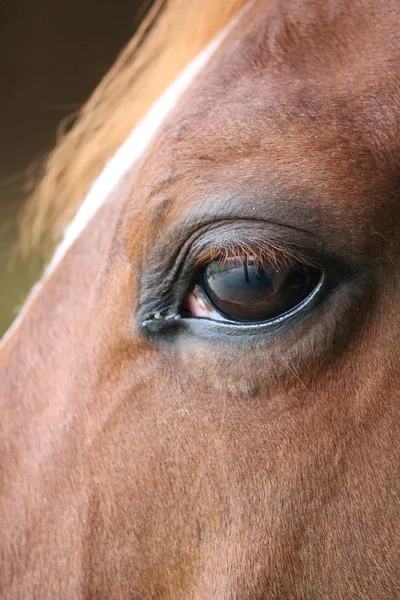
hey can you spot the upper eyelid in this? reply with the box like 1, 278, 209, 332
146, 216, 322, 269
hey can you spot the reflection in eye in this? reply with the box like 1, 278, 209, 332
185, 256, 322, 324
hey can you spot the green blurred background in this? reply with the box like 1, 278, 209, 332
0, 0, 148, 336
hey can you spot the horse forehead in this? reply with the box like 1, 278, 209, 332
172, 0, 400, 152
133, 0, 399, 224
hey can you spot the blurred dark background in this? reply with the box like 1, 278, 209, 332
0, 0, 148, 335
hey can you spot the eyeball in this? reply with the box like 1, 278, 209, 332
185, 256, 322, 323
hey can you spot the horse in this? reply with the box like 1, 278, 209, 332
1, 0, 399, 597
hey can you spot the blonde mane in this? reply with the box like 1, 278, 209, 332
21, 0, 249, 254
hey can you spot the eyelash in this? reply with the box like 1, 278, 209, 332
193, 239, 317, 274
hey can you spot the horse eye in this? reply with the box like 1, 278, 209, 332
185, 256, 322, 323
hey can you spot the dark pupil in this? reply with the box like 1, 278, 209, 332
201, 257, 320, 322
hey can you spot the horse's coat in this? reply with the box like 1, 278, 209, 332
0, 10, 240, 349
49, 16, 241, 273
1, 1, 400, 599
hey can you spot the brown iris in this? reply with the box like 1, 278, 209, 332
199, 256, 321, 323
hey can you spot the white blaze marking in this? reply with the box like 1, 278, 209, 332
0, 3, 252, 347
48, 29, 233, 271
